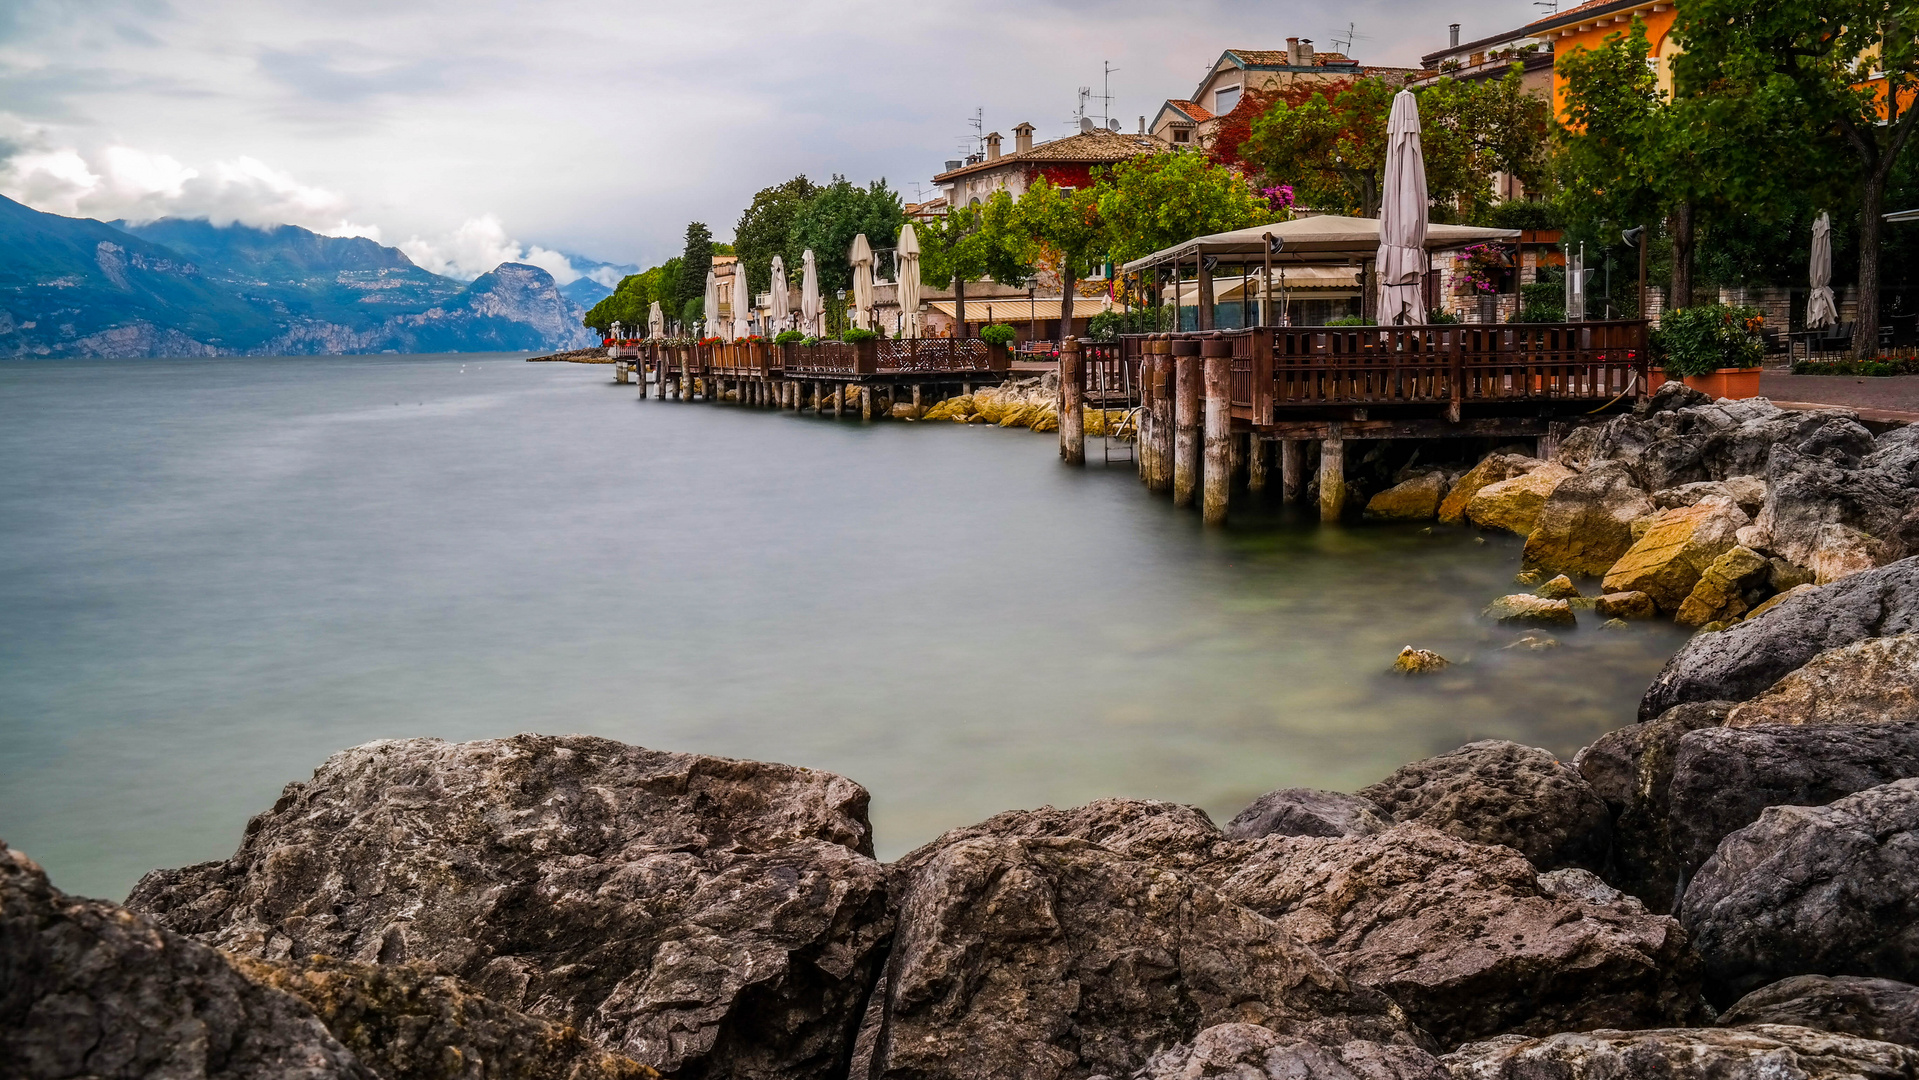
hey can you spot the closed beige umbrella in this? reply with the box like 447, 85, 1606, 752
730, 264, 751, 340
800, 249, 822, 336
849, 233, 874, 331
896, 223, 922, 339
768, 254, 791, 332
1376, 89, 1429, 325
648, 301, 664, 339
1808, 212, 1838, 330
702, 269, 719, 338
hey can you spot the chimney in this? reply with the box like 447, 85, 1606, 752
985, 131, 1002, 161
1286, 36, 1299, 65
1294, 38, 1314, 65
1138, 115, 1146, 134
1449, 23, 1461, 48
1014, 122, 1035, 154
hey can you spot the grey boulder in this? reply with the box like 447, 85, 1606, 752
1573, 701, 1733, 913
1719, 975, 1919, 1048
1584, 387, 1871, 492
1225, 788, 1393, 840
1131, 1023, 1446, 1080
1725, 633, 1919, 728
1357, 740, 1612, 872
1682, 778, 1919, 1004
1758, 421, 1919, 574
126, 735, 891, 1080
1638, 556, 1919, 720
1442, 1024, 1919, 1079
0, 838, 374, 1080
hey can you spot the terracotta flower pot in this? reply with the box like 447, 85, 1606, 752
1647, 370, 1667, 393
1681, 367, 1762, 400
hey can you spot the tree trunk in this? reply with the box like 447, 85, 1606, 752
954, 278, 967, 339
1857, 169, 1887, 360
1060, 267, 1076, 347
1668, 201, 1695, 312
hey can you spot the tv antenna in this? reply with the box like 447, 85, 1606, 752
957, 107, 984, 158
1072, 63, 1122, 134
1329, 22, 1367, 55
1532, 0, 1558, 13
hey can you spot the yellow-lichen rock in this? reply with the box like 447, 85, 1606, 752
1601, 499, 1749, 612
1466, 463, 1577, 537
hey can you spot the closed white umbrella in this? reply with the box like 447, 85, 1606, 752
702, 269, 719, 338
1808, 212, 1838, 330
730, 264, 751, 339
849, 233, 874, 331
800, 249, 822, 336
1375, 89, 1429, 326
768, 255, 791, 333
648, 301, 664, 339
896, 224, 922, 339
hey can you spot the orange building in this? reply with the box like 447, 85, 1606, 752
1523, 0, 1679, 119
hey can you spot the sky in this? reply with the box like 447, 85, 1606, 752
0, 0, 1533, 283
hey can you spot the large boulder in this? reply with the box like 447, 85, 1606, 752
1357, 740, 1611, 872
1225, 788, 1393, 840
1725, 634, 1919, 727
859, 833, 1417, 1080
126, 735, 892, 1080
1637, 557, 1919, 720
1667, 722, 1919, 883
1573, 701, 1735, 912
1520, 461, 1654, 578
1465, 463, 1577, 536
0, 839, 375, 1080
1758, 422, 1919, 578
1205, 825, 1708, 1048
1438, 455, 1542, 525
1682, 779, 1919, 1004
1134, 1023, 1447, 1080
1441, 1024, 1919, 1079
1600, 498, 1749, 611
1651, 476, 1768, 517
1672, 545, 1772, 628
1718, 975, 1919, 1048
1581, 387, 1872, 492
1365, 471, 1448, 521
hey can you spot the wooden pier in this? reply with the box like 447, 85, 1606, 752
619, 338, 1011, 417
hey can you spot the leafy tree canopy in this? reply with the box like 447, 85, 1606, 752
675, 222, 713, 320
733, 176, 820, 297
787, 176, 905, 295
917, 190, 1030, 290
1095, 150, 1269, 265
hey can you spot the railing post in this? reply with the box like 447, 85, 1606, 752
1202, 333, 1233, 525
1172, 336, 1203, 507
1059, 337, 1085, 465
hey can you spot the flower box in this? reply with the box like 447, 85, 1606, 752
1681, 367, 1763, 400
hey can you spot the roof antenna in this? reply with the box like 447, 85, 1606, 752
1330, 22, 1366, 54
1532, 0, 1559, 13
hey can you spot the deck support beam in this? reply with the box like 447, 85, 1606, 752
860, 386, 872, 421
1059, 338, 1084, 465
1319, 427, 1347, 522
1247, 434, 1268, 492
1144, 340, 1172, 491
1172, 340, 1202, 507
1201, 339, 1232, 525
1281, 440, 1304, 501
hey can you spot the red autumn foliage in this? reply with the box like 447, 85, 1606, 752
1208, 79, 1354, 170
1025, 164, 1100, 190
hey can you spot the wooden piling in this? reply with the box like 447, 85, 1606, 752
1248, 435, 1268, 492
912, 384, 923, 413
1146, 337, 1174, 493
1201, 336, 1232, 525
1281, 440, 1303, 501
861, 386, 872, 421
1319, 427, 1347, 522
1172, 338, 1202, 507
1059, 337, 1085, 465
834, 383, 845, 417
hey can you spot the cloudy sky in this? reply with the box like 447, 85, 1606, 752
0, 0, 1528, 282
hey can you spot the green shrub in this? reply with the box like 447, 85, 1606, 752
1479, 200, 1563, 231
1426, 308, 1461, 324
1087, 308, 1171, 340
1326, 315, 1376, 326
842, 327, 880, 343
800, 336, 821, 346
1792, 356, 1919, 376
979, 323, 1017, 346
773, 330, 806, 345
1652, 305, 1764, 376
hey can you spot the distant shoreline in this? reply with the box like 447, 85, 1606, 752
526, 347, 610, 363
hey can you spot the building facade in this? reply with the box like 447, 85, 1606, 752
1149, 43, 1417, 150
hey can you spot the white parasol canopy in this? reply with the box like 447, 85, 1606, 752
1808, 212, 1838, 330
896, 224, 922, 338
768, 255, 791, 333
730, 264, 752, 340
800, 249, 823, 336
1376, 89, 1429, 325
648, 301, 664, 339
702, 269, 719, 338
849, 233, 875, 331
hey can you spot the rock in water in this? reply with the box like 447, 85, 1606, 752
1595, 591, 1657, 619
1682, 779, 1919, 1004
1535, 574, 1581, 600
1667, 722, 1919, 883
1521, 461, 1654, 579
1482, 593, 1577, 628
1724, 634, 1919, 728
1225, 788, 1394, 840
1135, 1023, 1448, 1080
1358, 740, 1612, 872
1364, 471, 1448, 521
1673, 545, 1771, 628
1441, 1025, 1919, 1078
1392, 646, 1451, 675
1466, 463, 1577, 536
1638, 557, 1919, 720
1718, 975, 1919, 1047
126, 735, 892, 1080
1573, 702, 1735, 912
1601, 498, 1749, 612
1438, 454, 1542, 525
0, 839, 375, 1080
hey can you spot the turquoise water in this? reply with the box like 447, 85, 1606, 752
0, 354, 1690, 900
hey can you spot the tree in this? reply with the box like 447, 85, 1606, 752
918, 190, 1030, 334
676, 222, 713, 328
1417, 66, 1553, 215
582, 263, 674, 335
1011, 177, 1107, 337
733, 176, 819, 297
1671, 0, 1919, 357
1240, 78, 1398, 215
787, 176, 905, 295
1095, 150, 1268, 265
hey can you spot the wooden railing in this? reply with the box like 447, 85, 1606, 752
1081, 341, 1137, 404
875, 338, 1001, 372
705, 342, 781, 376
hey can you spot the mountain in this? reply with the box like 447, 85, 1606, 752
555, 252, 640, 308
0, 197, 595, 357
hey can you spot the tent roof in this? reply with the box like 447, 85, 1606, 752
1119, 214, 1520, 273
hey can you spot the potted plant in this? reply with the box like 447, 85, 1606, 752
979, 322, 1017, 367
1652, 304, 1765, 399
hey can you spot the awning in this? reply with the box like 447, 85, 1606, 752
1163, 268, 1360, 304
926, 299, 1124, 322
1119, 213, 1520, 273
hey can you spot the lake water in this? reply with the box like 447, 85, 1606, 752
0, 353, 1691, 901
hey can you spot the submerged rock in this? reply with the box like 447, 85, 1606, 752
1521, 461, 1654, 579
1725, 634, 1919, 728
0, 838, 374, 1080
1682, 779, 1919, 1004
1134, 1023, 1448, 1080
1483, 593, 1576, 628
1392, 646, 1451, 675
1718, 975, 1919, 1048
1595, 590, 1657, 619
1225, 788, 1393, 840
1601, 498, 1749, 612
126, 735, 892, 1080
1638, 557, 1919, 720
1535, 574, 1581, 600
1358, 740, 1612, 872
1441, 1024, 1919, 1079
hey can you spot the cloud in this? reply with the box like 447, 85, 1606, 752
399, 214, 582, 283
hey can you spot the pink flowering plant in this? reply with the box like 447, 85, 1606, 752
1260, 184, 1296, 214
1453, 243, 1507, 296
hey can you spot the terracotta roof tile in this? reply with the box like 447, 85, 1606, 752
933, 129, 1169, 181
1227, 49, 1293, 66
1524, 0, 1654, 33
1164, 99, 1213, 122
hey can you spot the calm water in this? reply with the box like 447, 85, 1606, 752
0, 354, 1690, 900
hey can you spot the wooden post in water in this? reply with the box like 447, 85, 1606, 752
1282, 440, 1303, 501
1172, 337, 1202, 507
1147, 337, 1174, 493
1319, 424, 1347, 522
912, 384, 923, 413
860, 386, 872, 420
1059, 337, 1085, 465
1201, 334, 1232, 525
1248, 435, 1268, 491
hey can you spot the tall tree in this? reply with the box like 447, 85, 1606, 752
1418, 65, 1553, 215
733, 176, 819, 297
787, 177, 906, 295
1240, 78, 1398, 216
1095, 150, 1268, 265
676, 222, 713, 327
918, 190, 1029, 334
1672, 0, 1919, 357
1012, 177, 1107, 338
1556, 22, 1678, 294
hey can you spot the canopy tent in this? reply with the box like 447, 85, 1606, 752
1118, 214, 1518, 273
767, 255, 791, 332
800, 249, 822, 336
702, 269, 719, 338
896, 224, 922, 338
1376, 90, 1429, 325
1808, 212, 1838, 330
648, 301, 664, 339
849, 233, 875, 331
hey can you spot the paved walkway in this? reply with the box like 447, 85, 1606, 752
1760, 371, 1919, 425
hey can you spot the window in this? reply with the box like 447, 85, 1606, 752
1174, 129, 1191, 143
1214, 85, 1241, 113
